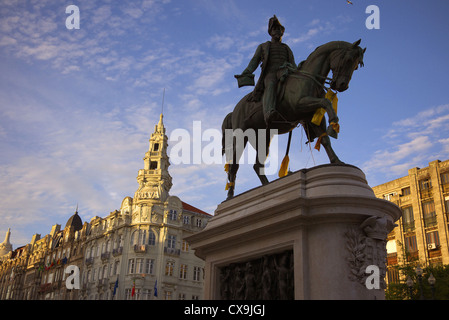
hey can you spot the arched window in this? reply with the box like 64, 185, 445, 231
148, 231, 156, 246
139, 230, 147, 245
131, 230, 139, 246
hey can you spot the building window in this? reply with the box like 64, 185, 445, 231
422, 201, 437, 228
168, 210, 177, 221
165, 261, 175, 276
182, 240, 189, 252
114, 260, 120, 275
383, 192, 397, 201
139, 230, 147, 245
136, 258, 144, 274
150, 161, 158, 170
419, 179, 432, 190
404, 235, 418, 253
125, 289, 132, 300
131, 231, 138, 245
426, 230, 440, 249
153, 143, 159, 151
444, 196, 449, 214
441, 172, 449, 185
183, 215, 190, 225
101, 265, 107, 279
145, 259, 154, 274
132, 229, 149, 246
142, 289, 152, 300
193, 266, 201, 281
387, 267, 400, 284
401, 206, 415, 232
128, 259, 135, 274
148, 231, 156, 246
167, 235, 176, 249
196, 219, 202, 228
419, 179, 432, 198
401, 187, 411, 196
164, 291, 172, 300
179, 264, 188, 279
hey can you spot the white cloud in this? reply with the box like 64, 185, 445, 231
362, 104, 449, 182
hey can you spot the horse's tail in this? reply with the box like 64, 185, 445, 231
222, 112, 233, 156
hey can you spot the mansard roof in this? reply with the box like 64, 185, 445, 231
181, 201, 212, 217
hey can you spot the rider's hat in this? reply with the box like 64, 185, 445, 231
268, 15, 285, 36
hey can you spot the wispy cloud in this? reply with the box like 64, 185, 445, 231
362, 104, 449, 182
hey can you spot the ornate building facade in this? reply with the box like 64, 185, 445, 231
372, 159, 449, 283
0, 114, 212, 300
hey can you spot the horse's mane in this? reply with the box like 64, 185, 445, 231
298, 41, 361, 70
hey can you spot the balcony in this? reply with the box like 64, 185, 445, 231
386, 253, 398, 266
101, 252, 110, 261
406, 250, 419, 262
420, 187, 433, 199
97, 278, 108, 289
442, 183, 449, 193
402, 221, 415, 233
38, 283, 52, 293
112, 247, 123, 256
164, 247, 180, 256
423, 215, 438, 228
134, 244, 147, 253
428, 247, 441, 258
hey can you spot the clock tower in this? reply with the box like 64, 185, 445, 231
134, 113, 172, 204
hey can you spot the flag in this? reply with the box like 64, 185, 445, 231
131, 280, 135, 297
113, 277, 118, 297
154, 280, 158, 297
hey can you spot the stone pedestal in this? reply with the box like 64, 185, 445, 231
186, 164, 401, 300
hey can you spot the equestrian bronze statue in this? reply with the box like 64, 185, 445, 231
222, 37, 366, 200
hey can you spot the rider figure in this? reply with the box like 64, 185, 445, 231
236, 15, 296, 127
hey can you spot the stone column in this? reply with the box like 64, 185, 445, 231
186, 164, 401, 300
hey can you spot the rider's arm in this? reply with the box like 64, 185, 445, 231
241, 43, 263, 75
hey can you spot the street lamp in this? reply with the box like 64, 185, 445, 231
415, 266, 424, 300
428, 273, 436, 300
406, 276, 414, 300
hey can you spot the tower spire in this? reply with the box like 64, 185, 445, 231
155, 89, 165, 134
0, 228, 12, 256
2, 228, 10, 245
135, 113, 172, 204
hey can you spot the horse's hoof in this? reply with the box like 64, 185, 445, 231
226, 191, 234, 200
331, 158, 344, 164
326, 125, 338, 139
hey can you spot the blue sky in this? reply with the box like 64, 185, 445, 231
1, 0, 449, 247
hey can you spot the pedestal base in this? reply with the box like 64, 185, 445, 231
186, 164, 401, 300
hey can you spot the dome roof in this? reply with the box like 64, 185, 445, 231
65, 211, 83, 232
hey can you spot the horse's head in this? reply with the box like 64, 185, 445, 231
329, 39, 366, 92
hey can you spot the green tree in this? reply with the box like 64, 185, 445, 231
386, 264, 449, 300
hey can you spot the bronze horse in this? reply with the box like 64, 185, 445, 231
222, 40, 366, 200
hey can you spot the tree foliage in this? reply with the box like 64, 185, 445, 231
386, 264, 449, 300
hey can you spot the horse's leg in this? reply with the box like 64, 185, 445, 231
320, 134, 343, 164
298, 96, 339, 138
225, 135, 247, 200
226, 163, 239, 200
251, 129, 271, 185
